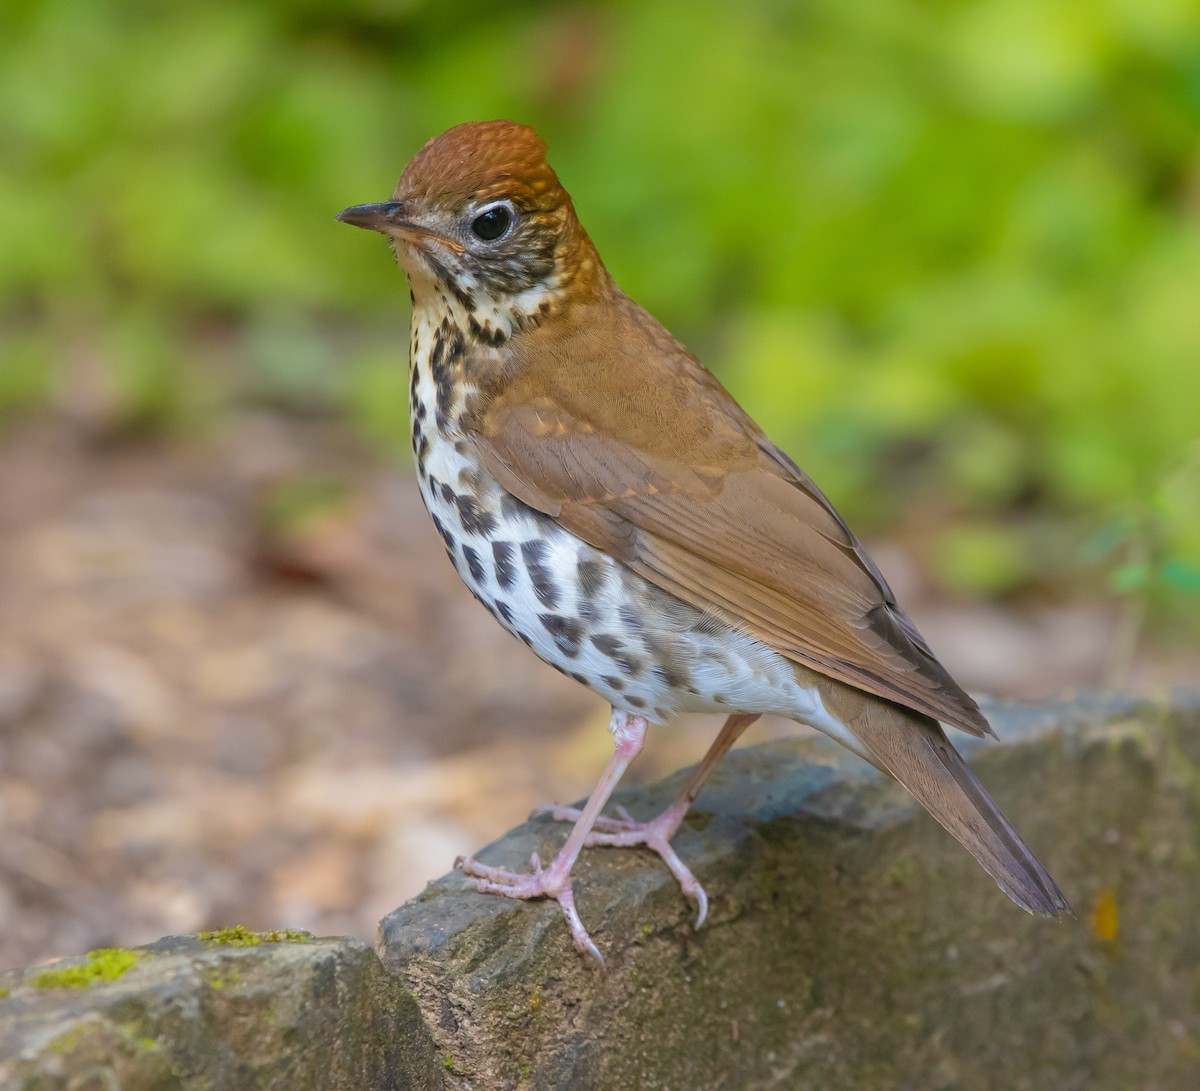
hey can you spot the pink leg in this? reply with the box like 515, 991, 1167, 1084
543, 712, 759, 929
457, 708, 647, 965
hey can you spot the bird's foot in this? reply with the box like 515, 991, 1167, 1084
455, 852, 603, 965
536, 801, 709, 928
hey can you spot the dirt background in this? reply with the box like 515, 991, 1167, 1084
0, 415, 1192, 971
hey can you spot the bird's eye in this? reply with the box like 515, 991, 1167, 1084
470, 203, 513, 242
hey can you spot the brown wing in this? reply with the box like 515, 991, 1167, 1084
469, 298, 990, 737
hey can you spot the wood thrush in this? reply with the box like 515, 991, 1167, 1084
338, 120, 1070, 964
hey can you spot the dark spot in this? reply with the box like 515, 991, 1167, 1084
454, 439, 470, 455
653, 707, 671, 722
591, 634, 622, 657
529, 570, 558, 609
492, 542, 516, 590
653, 663, 691, 691
620, 654, 645, 678
640, 630, 668, 661
626, 696, 647, 710
462, 545, 486, 584
539, 614, 583, 657
539, 300, 552, 316
430, 513, 454, 551
713, 693, 729, 705
428, 324, 466, 427
457, 466, 483, 492
500, 493, 527, 521
448, 277, 474, 311
518, 631, 533, 647
590, 634, 644, 678
456, 494, 498, 536
415, 433, 430, 464
577, 555, 605, 599
522, 540, 558, 608
568, 672, 589, 687
603, 675, 625, 691
520, 538, 547, 566
578, 600, 598, 623
424, 253, 454, 288
619, 605, 643, 632
495, 600, 514, 625
434, 378, 454, 426
468, 314, 507, 346
440, 482, 455, 503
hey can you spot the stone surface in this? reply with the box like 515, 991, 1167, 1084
2, 694, 1199, 1089
0, 933, 442, 1090
380, 693, 1200, 1090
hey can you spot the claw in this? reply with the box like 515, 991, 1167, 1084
452, 709, 657, 964
538, 802, 710, 929
456, 854, 605, 965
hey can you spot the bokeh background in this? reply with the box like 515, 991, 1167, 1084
1, 0, 1197, 969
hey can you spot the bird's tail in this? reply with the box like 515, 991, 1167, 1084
817, 686, 1071, 918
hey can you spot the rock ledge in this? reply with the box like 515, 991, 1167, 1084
3, 693, 1198, 1090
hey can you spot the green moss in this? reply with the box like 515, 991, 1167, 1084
116, 1022, 160, 1053
0, 986, 9, 998
198, 925, 311, 947
46, 1026, 88, 1054
206, 967, 242, 991
29, 948, 141, 990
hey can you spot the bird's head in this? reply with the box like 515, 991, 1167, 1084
338, 120, 607, 331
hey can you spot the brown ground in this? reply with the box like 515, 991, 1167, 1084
0, 415, 1190, 971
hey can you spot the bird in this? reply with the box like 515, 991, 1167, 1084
337, 120, 1070, 964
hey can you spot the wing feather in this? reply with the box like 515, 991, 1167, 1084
469, 301, 991, 737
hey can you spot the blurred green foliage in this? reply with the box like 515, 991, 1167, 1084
1, 0, 1198, 635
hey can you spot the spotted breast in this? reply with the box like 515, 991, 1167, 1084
407, 301, 833, 733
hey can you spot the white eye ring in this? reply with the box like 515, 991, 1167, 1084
469, 200, 517, 242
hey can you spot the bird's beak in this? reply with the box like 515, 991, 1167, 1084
336, 201, 408, 233
336, 200, 463, 253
